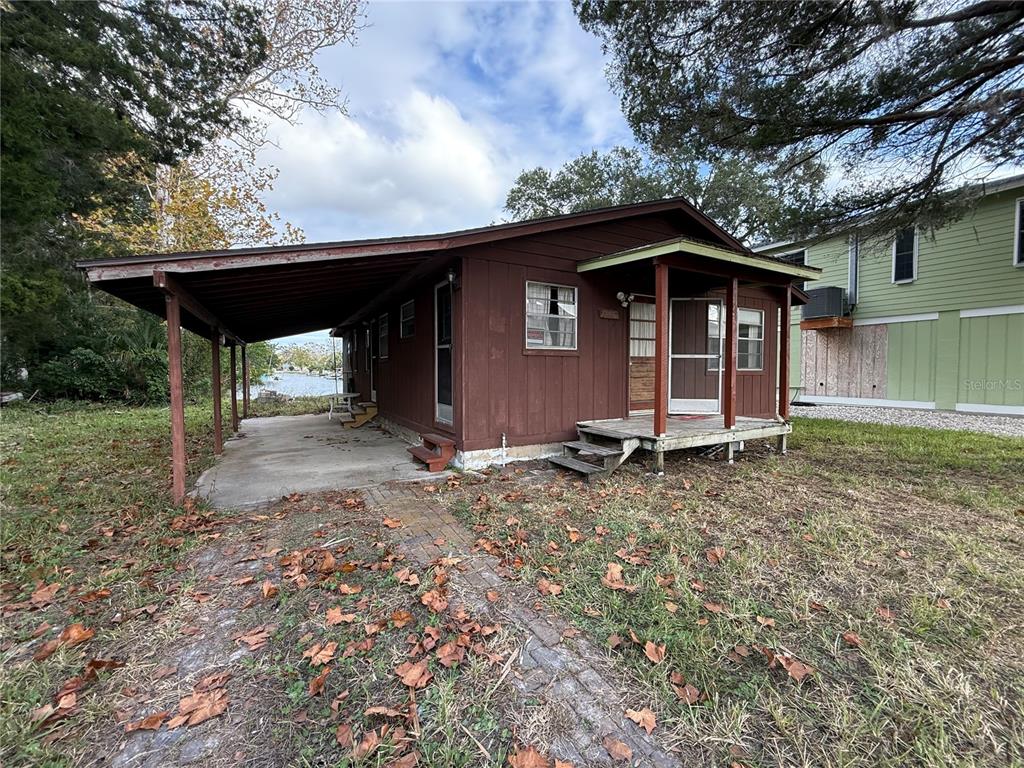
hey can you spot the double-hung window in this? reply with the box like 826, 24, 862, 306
378, 313, 389, 359
400, 300, 415, 338
707, 306, 764, 371
737, 309, 764, 370
892, 227, 917, 283
708, 307, 765, 372
525, 281, 577, 350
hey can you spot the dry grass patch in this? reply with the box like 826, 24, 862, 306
440, 419, 1024, 768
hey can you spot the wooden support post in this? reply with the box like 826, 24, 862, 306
723, 277, 738, 429
229, 344, 239, 433
779, 285, 792, 421
165, 295, 187, 505
211, 330, 223, 455
241, 345, 249, 420
653, 449, 665, 474
653, 261, 669, 437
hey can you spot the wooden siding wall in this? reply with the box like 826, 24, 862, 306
800, 325, 888, 399
458, 213, 686, 451
730, 289, 780, 419
350, 272, 460, 441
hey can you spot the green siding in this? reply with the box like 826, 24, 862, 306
768, 185, 1023, 410
770, 188, 1024, 319
933, 311, 960, 410
958, 313, 1024, 407
886, 320, 936, 402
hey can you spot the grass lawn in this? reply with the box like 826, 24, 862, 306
441, 417, 1024, 767
0, 401, 515, 767
3, 402, 1022, 767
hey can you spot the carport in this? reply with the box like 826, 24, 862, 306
79, 234, 462, 503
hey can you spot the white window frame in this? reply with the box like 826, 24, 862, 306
400, 300, 415, 338
847, 232, 860, 304
891, 227, 918, 284
777, 249, 807, 291
378, 313, 389, 360
707, 306, 764, 372
1014, 198, 1023, 267
525, 281, 578, 351
737, 308, 764, 371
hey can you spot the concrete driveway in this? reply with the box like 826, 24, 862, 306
194, 414, 447, 509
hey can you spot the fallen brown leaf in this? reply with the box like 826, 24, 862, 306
625, 706, 657, 734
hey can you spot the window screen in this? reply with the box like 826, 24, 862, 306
525, 282, 577, 349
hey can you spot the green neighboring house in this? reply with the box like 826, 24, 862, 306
757, 174, 1024, 416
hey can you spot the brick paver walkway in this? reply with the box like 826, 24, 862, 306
363, 483, 681, 768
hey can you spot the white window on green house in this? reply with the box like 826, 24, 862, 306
525, 281, 577, 349
737, 309, 764, 370
378, 313, 389, 359
400, 300, 415, 338
892, 227, 917, 283
1014, 198, 1023, 266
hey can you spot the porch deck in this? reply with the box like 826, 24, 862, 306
577, 413, 790, 453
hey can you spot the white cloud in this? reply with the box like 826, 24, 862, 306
255, 1, 631, 242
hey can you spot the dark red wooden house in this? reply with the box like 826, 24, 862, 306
81, 198, 819, 501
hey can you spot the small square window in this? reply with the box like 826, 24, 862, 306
400, 300, 415, 338
525, 281, 577, 350
892, 227, 917, 283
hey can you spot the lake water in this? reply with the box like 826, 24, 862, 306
247, 371, 343, 398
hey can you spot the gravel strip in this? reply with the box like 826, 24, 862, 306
791, 403, 1024, 438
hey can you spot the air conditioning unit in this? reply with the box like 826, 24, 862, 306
802, 286, 848, 319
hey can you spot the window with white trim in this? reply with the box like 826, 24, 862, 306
1015, 198, 1023, 266
525, 281, 577, 349
378, 313, 389, 359
399, 300, 415, 337
892, 227, 917, 283
707, 307, 764, 371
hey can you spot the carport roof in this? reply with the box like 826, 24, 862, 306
77, 196, 749, 343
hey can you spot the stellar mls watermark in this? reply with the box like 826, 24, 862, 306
961, 378, 1023, 392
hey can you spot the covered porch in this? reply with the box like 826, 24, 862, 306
558, 236, 819, 474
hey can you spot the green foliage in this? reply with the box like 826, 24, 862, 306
0, 0, 268, 399
504, 146, 826, 244
574, 1, 1024, 232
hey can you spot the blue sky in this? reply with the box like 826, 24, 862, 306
257, 2, 631, 347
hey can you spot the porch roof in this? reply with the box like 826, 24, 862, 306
77, 197, 743, 344
576, 235, 823, 284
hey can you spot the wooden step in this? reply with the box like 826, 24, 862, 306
577, 425, 639, 440
549, 455, 608, 479
336, 411, 355, 423
421, 432, 455, 449
407, 445, 450, 472
563, 440, 622, 458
